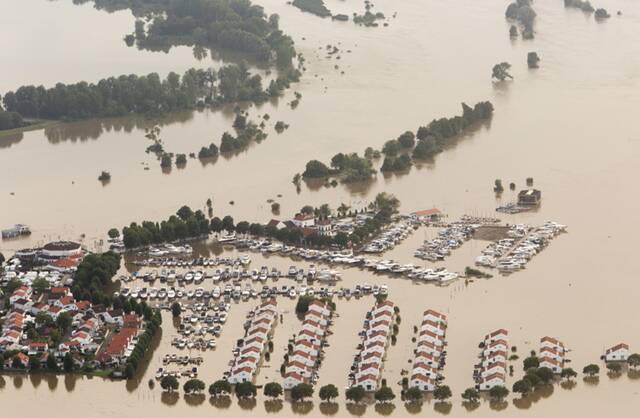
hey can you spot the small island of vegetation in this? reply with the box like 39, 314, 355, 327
296, 101, 493, 185
505, 0, 536, 39
492, 62, 513, 81
353, 1, 387, 27
76, 0, 297, 67
292, 0, 332, 18
594, 8, 610, 19
527, 52, 540, 68
98, 171, 111, 182
564, 0, 595, 12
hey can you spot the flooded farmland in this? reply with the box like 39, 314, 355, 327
2, 0, 640, 417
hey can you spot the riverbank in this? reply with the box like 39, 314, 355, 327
0, 120, 58, 138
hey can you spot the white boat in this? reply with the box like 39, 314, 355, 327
218, 233, 237, 243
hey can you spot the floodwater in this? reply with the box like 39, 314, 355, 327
2, 0, 640, 416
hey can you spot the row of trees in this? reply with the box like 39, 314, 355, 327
124, 310, 162, 378
119, 192, 399, 252
121, 206, 210, 249
2, 64, 294, 121
299, 101, 493, 182
0, 110, 25, 131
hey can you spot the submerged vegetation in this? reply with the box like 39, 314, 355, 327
492, 62, 513, 81
297, 101, 493, 185
527, 52, 540, 68
75, 0, 297, 67
505, 0, 536, 39
2, 64, 297, 121
121, 206, 211, 249
292, 0, 332, 17
289, 0, 387, 27
564, 0, 595, 13
98, 171, 112, 182
353, 1, 387, 27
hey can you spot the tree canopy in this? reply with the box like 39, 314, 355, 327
2, 65, 292, 121
433, 385, 452, 401
492, 62, 513, 81
184, 379, 206, 394
374, 386, 395, 403
72, 252, 121, 302
505, 0, 536, 39
583, 364, 600, 376
488, 385, 509, 401
235, 381, 257, 398
319, 384, 339, 401
209, 379, 232, 396
264, 382, 283, 398
291, 383, 314, 401
77, 0, 297, 67
121, 206, 210, 249
345, 386, 366, 403
160, 375, 180, 392
461, 387, 480, 403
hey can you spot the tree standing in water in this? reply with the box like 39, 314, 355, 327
492, 62, 513, 81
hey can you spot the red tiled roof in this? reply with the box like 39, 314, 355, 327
423, 309, 447, 320
606, 343, 629, 354
413, 208, 441, 217
52, 257, 78, 268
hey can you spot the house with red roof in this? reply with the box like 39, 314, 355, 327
283, 371, 305, 389
410, 372, 436, 391
605, 343, 630, 362
411, 208, 442, 222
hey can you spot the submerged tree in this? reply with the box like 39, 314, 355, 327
583, 364, 600, 376
461, 387, 480, 403
527, 52, 540, 68
492, 62, 513, 81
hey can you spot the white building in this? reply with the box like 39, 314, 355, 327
291, 213, 315, 228
605, 343, 630, 362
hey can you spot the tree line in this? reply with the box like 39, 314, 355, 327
0, 110, 25, 131
118, 193, 400, 250
124, 310, 162, 379
2, 64, 296, 121
122, 206, 211, 249
298, 101, 493, 183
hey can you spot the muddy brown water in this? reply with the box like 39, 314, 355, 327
2, 0, 640, 416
